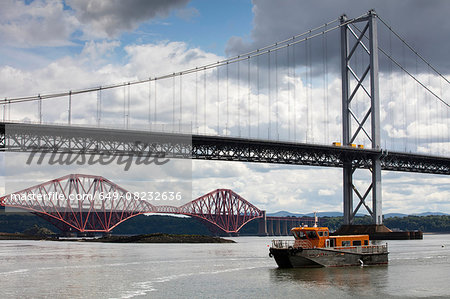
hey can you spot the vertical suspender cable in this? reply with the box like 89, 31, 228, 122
308, 36, 313, 143
293, 42, 297, 141
447, 104, 449, 152
123, 85, 126, 128
217, 63, 220, 135
204, 67, 206, 135
238, 59, 241, 137
268, 50, 271, 139
324, 25, 329, 144
196, 69, 198, 134
154, 79, 157, 124
172, 75, 175, 132
402, 43, 407, 151
180, 73, 182, 132
97, 87, 101, 127
2, 99, 6, 121
38, 94, 42, 124
427, 66, 431, 150
287, 45, 291, 140
414, 57, 418, 152
322, 31, 326, 144
257, 52, 260, 138
127, 83, 130, 129
388, 30, 393, 150
148, 80, 151, 129
305, 38, 309, 143
248, 57, 251, 138
226, 62, 229, 135
440, 78, 444, 154
434, 76, 439, 154
275, 48, 279, 140
68, 91, 72, 125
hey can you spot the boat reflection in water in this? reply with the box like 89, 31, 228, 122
268, 265, 384, 297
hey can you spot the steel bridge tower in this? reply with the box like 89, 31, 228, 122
340, 10, 382, 225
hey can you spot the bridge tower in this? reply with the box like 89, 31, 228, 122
340, 10, 382, 225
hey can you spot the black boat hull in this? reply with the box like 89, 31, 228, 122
269, 247, 388, 268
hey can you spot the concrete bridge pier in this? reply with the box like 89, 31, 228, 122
267, 219, 274, 236
257, 210, 268, 236
282, 220, 289, 236
275, 219, 281, 236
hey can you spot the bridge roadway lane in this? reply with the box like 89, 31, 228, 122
0, 122, 448, 174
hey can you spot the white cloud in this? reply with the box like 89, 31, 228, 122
80, 40, 121, 63
0, 0, 79, 47
318, 189, 335, 196
0, 0, 193, 49
67, 0, 190, 38
382, 173, 450, 214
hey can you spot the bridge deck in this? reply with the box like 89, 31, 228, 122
0, 122, 448, 174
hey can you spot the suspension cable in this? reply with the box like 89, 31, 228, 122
2, 17, 347, 105
377, 15, 450, 85
351, 21, 450, 108
378, 46, 449, 108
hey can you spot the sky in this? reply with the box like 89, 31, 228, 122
0, 0, 449, 216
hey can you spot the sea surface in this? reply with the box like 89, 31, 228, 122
1, 234, 450, 298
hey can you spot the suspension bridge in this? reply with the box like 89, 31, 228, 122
0, 10, 449, 231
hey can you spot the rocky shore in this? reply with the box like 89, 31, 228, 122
88, 233, 235, 243
0, 232, 235, 243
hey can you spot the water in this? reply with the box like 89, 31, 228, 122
1, 234, 450, 298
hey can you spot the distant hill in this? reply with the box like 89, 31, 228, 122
268, 211, 369, 218
304, 212, 343, 217
267, 211, 304, 217
413, 212, 448, 217
384, 213, 408, 219
384, 212, 449, 218
267, 211, 346, 218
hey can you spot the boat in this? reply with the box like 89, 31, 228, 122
269, 226, 388, 268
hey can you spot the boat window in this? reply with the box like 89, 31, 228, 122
341, 240, 351, 246
298, 231, 307, 239
364, 240, 369, 245
324, 231, 329, 237
318, 231, 323, 237
307, 231, 318, 239
353, 240, 362, 246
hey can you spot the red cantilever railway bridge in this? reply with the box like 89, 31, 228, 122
0, 174, 313, 235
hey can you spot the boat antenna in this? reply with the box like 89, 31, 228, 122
314, 212, 318, 227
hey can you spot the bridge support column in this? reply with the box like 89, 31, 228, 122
275, 220, 281, 236
257, 210, 268, 236
267, 220, 274, 236
340, 10, 383, 225
343, 162, 353, 225
372, 159, 382, 224
282, 220, 289, 236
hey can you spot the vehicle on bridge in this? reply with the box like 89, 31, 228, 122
269, 226, 388, 268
